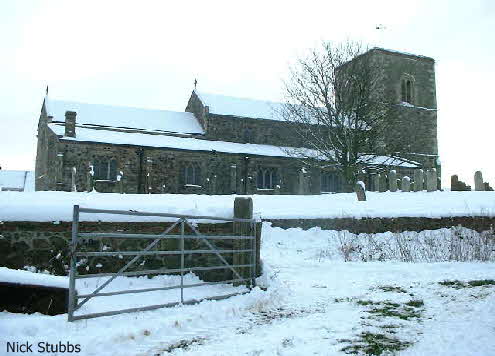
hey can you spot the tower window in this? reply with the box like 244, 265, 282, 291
401, 77, 414, 104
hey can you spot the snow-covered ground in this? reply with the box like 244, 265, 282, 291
0, 190, 494, 222
1, 223, 494, 355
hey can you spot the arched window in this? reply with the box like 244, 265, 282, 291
184, 163, 202, 186
400, 77, 414, 104
257, 167, 278, 189
93, 158, 117, 180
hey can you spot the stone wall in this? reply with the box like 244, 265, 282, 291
266, 216, 495, 234
0, 221, 262, 282
206, 115, 306, 148
37, 137, 416, 195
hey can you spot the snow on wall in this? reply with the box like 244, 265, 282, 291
44, 97, 204, 134
0, 267, 68, 288
0, 191, 494, 222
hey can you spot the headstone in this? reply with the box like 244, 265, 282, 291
451, 174, 471, 191
71, 167, 77, 192
426, 168, 437, 192
484, 182, 494, 191
210, 175, 217, 195
117, 171, 124, 194
474, 171, 484, 191
354, 181, 366, 201
87, 164, 94, 192
298, 169, 306, 195
401, 176, 411, 192
372, 174, 380, 192
389, 170, 397, 192
379, 173, 387, 192
413, 169, 423, 192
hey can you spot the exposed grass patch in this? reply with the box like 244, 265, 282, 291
356, 300, 379, 306
160, 337, 206, 353
340, 332, 412, 355
438, 280, 465, 289
367, 303, 421, 321
378, 285, 408, 293
405, 299, 424, 308
467, 279, 495, 287
380, 324, 401, 329
439, 279, 495, 289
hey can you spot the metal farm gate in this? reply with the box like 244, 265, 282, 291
68, 205, 257, 322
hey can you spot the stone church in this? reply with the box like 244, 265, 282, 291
35, 48, 439, 195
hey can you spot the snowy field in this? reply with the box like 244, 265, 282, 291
1, 223, 495, 355
0, 190, 494, 222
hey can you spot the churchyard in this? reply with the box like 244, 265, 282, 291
1, 181, 494, 355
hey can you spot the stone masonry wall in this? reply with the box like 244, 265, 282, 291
267, 216, 495, 234
206, 115, 306, 148
0, 221, 262, 282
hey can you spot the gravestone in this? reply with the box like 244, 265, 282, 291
87, 164, 94, 192
484, 182, 494, 191
354, 181, 366, 201
474, 171, 484, 191
372, 174, 380, 192
298, 170, 306, 195
451, 175, 471, 191
389, 170, 397, 192
426, 169, 437, 192
401, 176, 411, 192
71, 167, 77, 192
379, 174, 387, 192
413, 169, 423, 192
117, 171, 124, 194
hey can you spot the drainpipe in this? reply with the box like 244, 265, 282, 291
137, 148, 144, 193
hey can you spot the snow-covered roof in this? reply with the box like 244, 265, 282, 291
0, 170, 35, 191
44, 97, 204, 135
195, 91, 285, 121
48, 124, 418, 168
49, 123, 298, 158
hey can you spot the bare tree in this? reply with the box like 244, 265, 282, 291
280, 41, 401, 191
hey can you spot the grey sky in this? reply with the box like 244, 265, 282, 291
1, 0, 494, 187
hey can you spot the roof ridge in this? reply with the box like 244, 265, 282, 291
196, 90, 284, 106
46, 97, 191, 114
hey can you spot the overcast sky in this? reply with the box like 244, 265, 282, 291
1, 0, 494, 187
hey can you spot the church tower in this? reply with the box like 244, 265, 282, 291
367, 48, 439, 170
